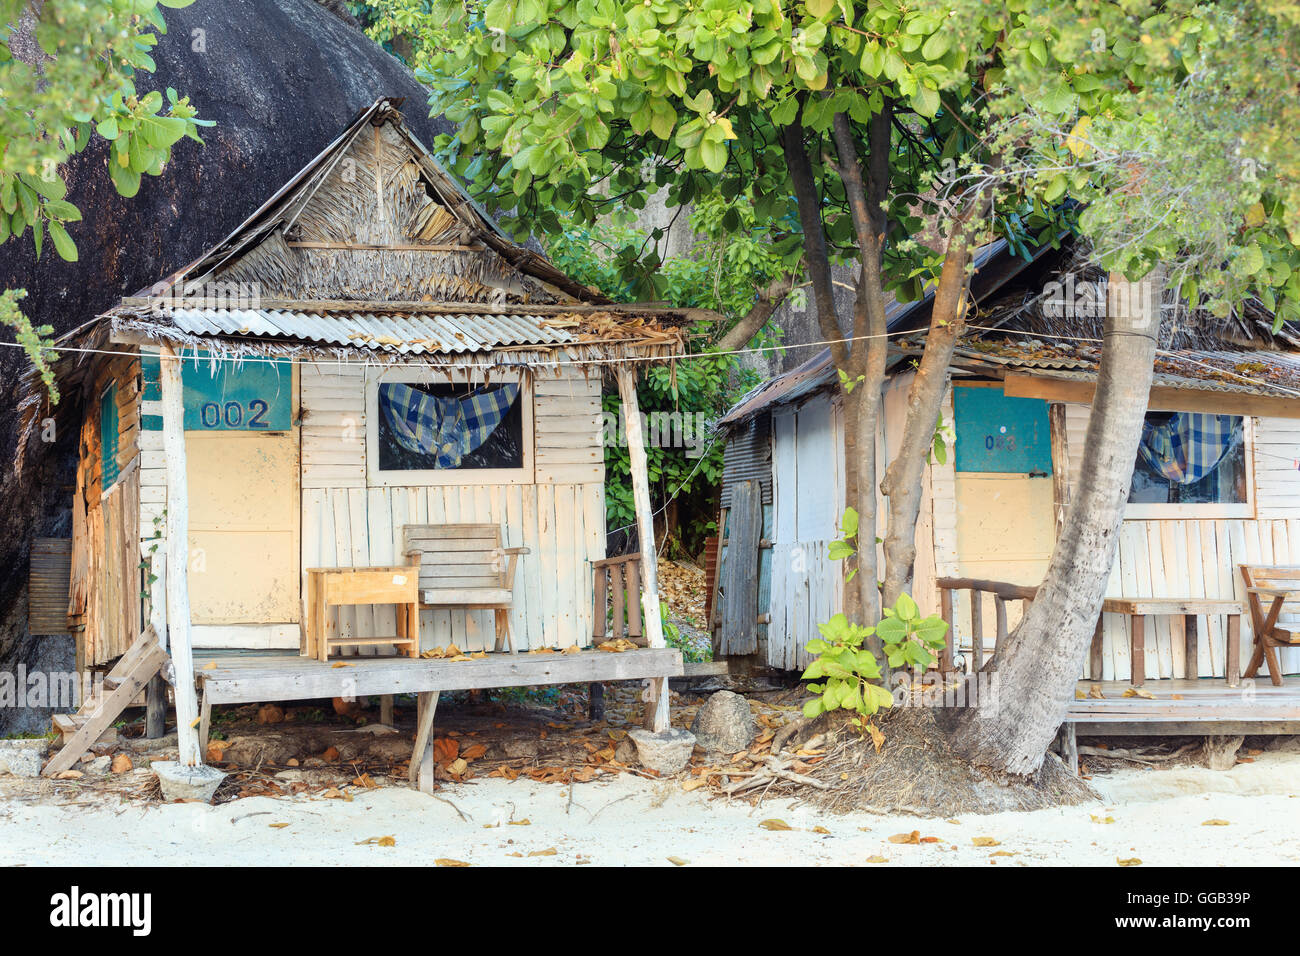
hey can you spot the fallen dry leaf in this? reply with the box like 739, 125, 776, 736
1117, 857, 1142, 867
202, 661, 217, 671
321, 746, 340, 763
110, 754, 132, 774
1090, 815, 1116, 824
462, 744, 488, 761
356, 836, 396, 847
866, 855, 889, 864
888, 831, 921, 845
666, 856, 689, 866
1202, 819, 1231, 826
759, 819, 793, 831
1088, 684, 1106, 699
1122, 687, 1155, 700
435, 858, 470, 867
269, 822, 290, 829
682, 777, 710, 792
54, 770, 83, 780
972, 837, 1001, 847
528, 847, 558, 857
352, 773, 379, 789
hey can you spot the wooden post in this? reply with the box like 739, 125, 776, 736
159, 343, 203, 767
1184, 613, 1199, 680
1130, 614, 1146, 686
938, 587, 953, 673
146, 551, 167, 738
1048, 403, 1071, 539
616, 366, 669, 733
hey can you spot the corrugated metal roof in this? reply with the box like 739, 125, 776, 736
720, 416, 773, 506
935, 342, 1300, 398
165, 308, 575, 355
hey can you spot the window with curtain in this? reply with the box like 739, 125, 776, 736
376, 380, 524, 472
1128, 412, 1247, 505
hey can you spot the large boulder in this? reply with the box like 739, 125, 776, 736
690, 691, 756, 753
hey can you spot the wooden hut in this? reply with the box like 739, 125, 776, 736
711, 248, 1300, 736
21, 99, 688, 783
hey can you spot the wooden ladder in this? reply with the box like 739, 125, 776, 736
43, 628, 170, 777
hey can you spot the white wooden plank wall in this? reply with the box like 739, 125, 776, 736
299, 363, 604, 653
1064, 409, 1300, 679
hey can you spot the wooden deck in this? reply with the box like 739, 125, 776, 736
1065, 677, 1300, 735
194, 647, 684, 705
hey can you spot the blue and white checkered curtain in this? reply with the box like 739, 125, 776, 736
1138, 412, 1240, 484
379, 382, 520, 468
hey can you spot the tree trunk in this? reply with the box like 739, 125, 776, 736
878, 238, 972, 607
945, 270, 1162, 775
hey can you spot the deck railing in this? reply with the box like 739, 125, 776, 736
936, 576, 1039, 674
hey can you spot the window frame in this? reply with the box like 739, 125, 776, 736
364, 366, 534, 487
1124, 413, 1256, 520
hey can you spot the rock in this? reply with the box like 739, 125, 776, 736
81, 755, 111, 774
1265, 735, 1300, 753
1200, 734, 1245, 771
129, 731, 178, 753
152, 761, 227, 803
500, 737, 539, 760
614, 736, 639, 766
689, 691, 756, 753
257, 704, 285, 724
0, 740, 46, 777
628, 728, 696, 775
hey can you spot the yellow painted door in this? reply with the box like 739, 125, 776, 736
186, 426, 300, 624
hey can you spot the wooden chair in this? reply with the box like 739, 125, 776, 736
1239, 564, 1300, 686
587, 552, 646, 719
403, 524, 528, 654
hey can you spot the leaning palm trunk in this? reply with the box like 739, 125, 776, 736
945, 269, 1163, 775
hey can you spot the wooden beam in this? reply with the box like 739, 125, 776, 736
285, 241, 488, 252
159, 342, 203, 767
1004, 372, 1300, 419
199, 647, 686, 705
616, 367, 669, 733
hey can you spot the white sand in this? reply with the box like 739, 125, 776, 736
3, 754, 1298, 866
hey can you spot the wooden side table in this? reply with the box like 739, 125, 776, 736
304, 566, 420, 662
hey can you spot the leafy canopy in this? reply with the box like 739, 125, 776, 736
1, 0, 210, 399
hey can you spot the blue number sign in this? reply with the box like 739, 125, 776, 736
141, 350, 291, 432
952, 385, 1053, 475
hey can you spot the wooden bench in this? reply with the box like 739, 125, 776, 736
1097, 597, 1242, 688
1239, 564, 1300, 687
402, 523, 528, 654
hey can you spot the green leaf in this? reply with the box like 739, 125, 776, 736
921, 32, 950, 61
48, 220, 77, 262
96, 116, 119, 140
840, 507, 859, 538
803, 698, 824, 719
894, 592, 919, 622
